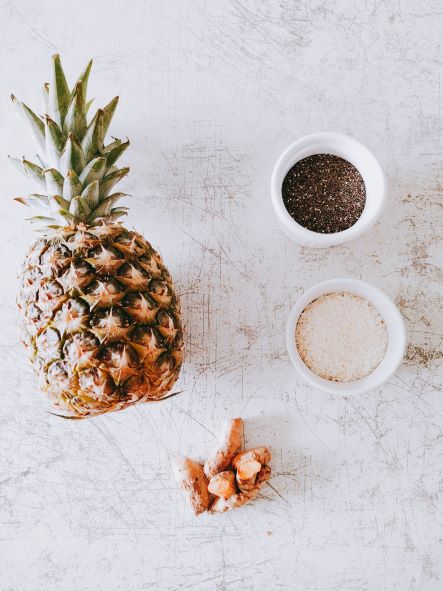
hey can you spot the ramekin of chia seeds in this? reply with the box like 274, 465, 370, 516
271, 132, 385, 247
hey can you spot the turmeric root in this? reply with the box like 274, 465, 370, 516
235, 462, 261, 492
174, 457, 210, 516
235, 459, 261, 480
232, 447, 272, 492
232, 447, 271, 471
208, 470, 237, 498
209, 465, 271, 513
174, 418, 272, 515
203, 418, 244, 478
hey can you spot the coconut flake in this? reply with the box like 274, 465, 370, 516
295, 292, 388, 382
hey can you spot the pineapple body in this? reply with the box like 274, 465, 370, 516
19, 223, 183, 418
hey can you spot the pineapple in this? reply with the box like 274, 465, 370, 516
11, 55, 183, 419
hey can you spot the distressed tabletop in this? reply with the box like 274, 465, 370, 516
0, 1, 442, 590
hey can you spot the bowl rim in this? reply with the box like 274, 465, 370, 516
286, 278, 406, 395
271, 132, 386, 247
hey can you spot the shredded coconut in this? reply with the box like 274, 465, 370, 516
295, 292, 388, 382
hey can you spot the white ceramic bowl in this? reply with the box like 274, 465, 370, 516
286, 278, 406, 395
271, 132, 386, 248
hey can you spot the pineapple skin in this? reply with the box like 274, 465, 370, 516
18, 222, 183, 418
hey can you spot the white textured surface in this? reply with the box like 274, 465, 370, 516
0, 1, 442, 590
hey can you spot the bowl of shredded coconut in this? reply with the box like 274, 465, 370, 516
286, 278, 406, 395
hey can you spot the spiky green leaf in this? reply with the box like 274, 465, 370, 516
64, 81, 87, 140
50, 54, 70, 126
59, 133, 86, 176
34, 225, 60, 232
82, 109, 104, 163
11, 95, 45, 151
9, 157, 46, 188
50, 194, 70, 210
81, 180, 100, 209
102, 139, 129, 167
92, 192, 126, 217
15, 194, 50, 210
105, 165, 118, 175
108, 208, 128, 221
44, 168, 64, 195
63, 169, 83, 201
69, 195, 91, 222
44, 115, 64, 168
102, 96, 119, 137
27, 215, 57, 224
102, 138, 121, 152
75, 59, 92, 102
79, 156, 106, 185
57, 210, 75, 222
99, 167, 129, 198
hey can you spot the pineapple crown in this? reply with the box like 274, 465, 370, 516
10, 55, 129, 230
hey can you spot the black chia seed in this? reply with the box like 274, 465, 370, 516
281, 153, 366, 233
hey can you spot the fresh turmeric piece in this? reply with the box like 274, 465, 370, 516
235, 458, 262, 480
174, 456, 210, 516
203, 418, 244, 478
232, 447, 272, 492
232, 447, 271, 471
235, 460, 261, 492
208, 470, 237, 498
209, 465, 271, 513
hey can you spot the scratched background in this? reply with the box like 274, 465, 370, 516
0, 1, 442, 589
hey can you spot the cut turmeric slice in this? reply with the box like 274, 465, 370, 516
208, 470, 237, 498
203, 418, 244, 478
